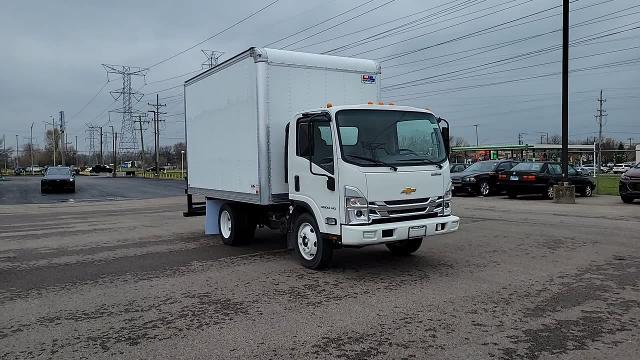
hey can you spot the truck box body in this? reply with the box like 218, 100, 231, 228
185, 47, 381, 205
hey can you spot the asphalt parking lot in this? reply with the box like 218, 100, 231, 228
0, 193, 639, 359
0, 175, 185, 205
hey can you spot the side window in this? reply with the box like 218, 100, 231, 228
568, 166, 578, 176
312, 122, 334, 174
497, 162, 511, 172
297, 120, 311, 157
548, 164, 562, 175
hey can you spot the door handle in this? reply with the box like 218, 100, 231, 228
294, 175, 300, 192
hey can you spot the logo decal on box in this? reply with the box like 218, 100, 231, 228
361, 74, 376, 84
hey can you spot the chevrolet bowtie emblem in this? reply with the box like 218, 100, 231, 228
401, 187, 417, 195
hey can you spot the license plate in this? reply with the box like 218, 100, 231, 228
409, 225, 427, 238
510, 176, 519, 181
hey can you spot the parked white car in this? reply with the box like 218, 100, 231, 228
612, 163, 632, 174
576, 165, 595, 176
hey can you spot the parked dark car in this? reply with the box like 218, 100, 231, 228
146, 166, 166, 173
90, 164, 113, 173
451, 160, 518, 196
14, 167, 26, 175
41, 166, 75, 193
450, 163, 469, 173
619, 162, 640, 203
501, 162, 595, 199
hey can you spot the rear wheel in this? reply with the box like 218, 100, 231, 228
291, 212, 333, 269
219, 204, 249, 246
386, 238, 423, 255
544, 184, 555, 200
507, 191, 517, 199
621, 195, 634, 204
582, 184, 593, 197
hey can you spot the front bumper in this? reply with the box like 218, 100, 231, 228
619, 180, 640, 198
341, 215, 460, 246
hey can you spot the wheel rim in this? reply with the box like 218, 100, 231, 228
585, 185, 592, 197
547, 186, 555, 199
220, 210, 232, 238
297, 223, 318, 261
480, 182, 489, 196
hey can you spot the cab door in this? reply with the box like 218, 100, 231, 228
288, 114, 340, 235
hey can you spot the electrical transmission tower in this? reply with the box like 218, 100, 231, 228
595, 90, 607, 175
201, 50, 224, 69
102, 64, 148, 154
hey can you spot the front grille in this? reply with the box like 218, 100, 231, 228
369, 196, 444, 220
631, 182, 640, 191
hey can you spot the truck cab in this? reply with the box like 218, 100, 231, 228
286, 104, 459, 268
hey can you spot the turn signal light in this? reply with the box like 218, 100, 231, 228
523, 175, 537, 182
367, 101, 374, 105
378, 101, 384, 105
326, 102, 333, 108
388, 102, 396, 105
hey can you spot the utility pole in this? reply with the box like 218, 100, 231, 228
110, 125, 117, 177
15, 134, 19, 169
2, 134, 6, 174
473, 124, 479, 146
595, 90, 607, 175
133, 115, 149, 174
99, 126, 103, 164
30, 122, 34, 175
59, 111, 65, 166
628, 137, 633, 149
51, 115, 57, 166
148, 94, 166, 178
518, 133, 523, 145
540, 135, 544, 144
561, 0, 569, 181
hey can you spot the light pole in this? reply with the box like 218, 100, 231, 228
473, 124, 479, 146
181, 150, 185, 179
30, 122, 34, 175
15, 135, 19, 170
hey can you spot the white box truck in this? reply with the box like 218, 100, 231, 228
184, 47, 459, 269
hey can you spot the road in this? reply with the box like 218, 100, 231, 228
0, 175, 185, 205
0, 195, 639, 359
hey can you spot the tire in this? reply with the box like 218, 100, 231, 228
478, 180, 490, 196
386, 238, 423, 256
543, 184, 555, 200
40, 185, 47, 194
621, 195, 634, 204
218, 203, 248, 246
507, 191, 517, 199
582, 184, 593, 197
290, 212, 333, 269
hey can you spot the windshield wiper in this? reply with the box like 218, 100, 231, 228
397, 158, 443, 169
345, 155, 397, 171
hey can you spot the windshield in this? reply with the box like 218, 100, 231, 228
512, 163, 543, 172
464, 161, 498, 173
47, 167, 71, 176
336, 110, 446, 167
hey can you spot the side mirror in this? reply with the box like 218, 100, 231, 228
440, 122, 450, 156
326, 176, 335, 191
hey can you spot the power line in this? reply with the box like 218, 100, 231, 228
325, 0, 522, 55
264, 0, 377, 47
301, 0, 488, 52
377, 0, 578, 62
147, 0, 280, 69
67, 80, 111, 122
280, 0, 398, 49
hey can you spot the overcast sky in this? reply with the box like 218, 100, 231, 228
1, 0, 639, 153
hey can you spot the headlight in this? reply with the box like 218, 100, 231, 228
345, 186, 369, 224
444, 181, 452, 200
462, 176, 476, 183
621, 174, 630, 181
70, 178, 75, 181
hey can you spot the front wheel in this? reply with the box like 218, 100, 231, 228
478, 180, 490, 196
291, 213, 333, 269
621, 195, 634, 204
386, 238, 423, 255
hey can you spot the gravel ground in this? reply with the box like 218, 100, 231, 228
0, 194, 638, 359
